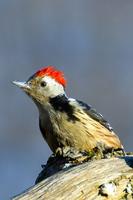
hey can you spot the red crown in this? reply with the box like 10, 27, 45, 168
35, 66, 67, 87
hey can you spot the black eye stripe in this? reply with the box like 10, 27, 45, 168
40, 81, 47, 87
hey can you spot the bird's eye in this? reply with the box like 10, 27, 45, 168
40, 81, 47, 87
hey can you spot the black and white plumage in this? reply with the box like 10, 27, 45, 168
13, 66, 124, 155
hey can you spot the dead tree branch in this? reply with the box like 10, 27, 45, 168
12, 156, 133, 200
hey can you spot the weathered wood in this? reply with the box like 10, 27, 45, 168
12, 156, 133, 200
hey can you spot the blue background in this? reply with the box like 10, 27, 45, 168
0, 1, 133, 199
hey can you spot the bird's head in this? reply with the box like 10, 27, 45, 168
13, 66, 67, 104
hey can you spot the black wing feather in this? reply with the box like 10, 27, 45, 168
77, 100, 113, 131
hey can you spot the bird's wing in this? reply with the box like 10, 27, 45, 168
76, 100, 113, 132
67, 98, 122, 150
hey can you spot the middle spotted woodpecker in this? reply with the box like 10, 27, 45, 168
13, 66, 124, 157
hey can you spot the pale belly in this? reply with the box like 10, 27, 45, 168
40, 110, 122, 153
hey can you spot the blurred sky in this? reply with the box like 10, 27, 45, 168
1, 1, 133, 199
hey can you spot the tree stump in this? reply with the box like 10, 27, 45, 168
12, 155, 133, 200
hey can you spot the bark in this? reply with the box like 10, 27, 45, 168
12, 156, 133, 200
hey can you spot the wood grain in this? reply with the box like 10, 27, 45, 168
12, 156, 133, 200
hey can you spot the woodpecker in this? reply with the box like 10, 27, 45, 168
13, 66, 124, 156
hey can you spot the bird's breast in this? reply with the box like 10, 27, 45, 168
39, 102, 122, 153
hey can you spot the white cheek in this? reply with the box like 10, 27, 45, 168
41, 76, 65, 97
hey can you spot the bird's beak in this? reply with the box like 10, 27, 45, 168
12, 81, 31, 91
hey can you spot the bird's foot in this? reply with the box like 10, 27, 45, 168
55, 147, 89, 163
91, 142, 125, 159
54, 144, 125, 162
